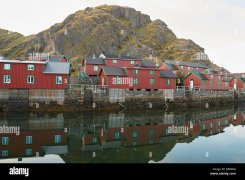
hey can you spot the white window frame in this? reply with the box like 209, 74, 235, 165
93, 65, 99, 71
56, 76, 62, 84
131, 60, 135, 64
3, 64, 11, 70
3, 75, 11, 84
112, 59, 117, 64
27, 75, 35, 84
54, 135, 61, 144
27, 64, 34, 71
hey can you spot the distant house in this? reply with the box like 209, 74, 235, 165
99, 66, 176, 90
81, 57, 105, 76
183, 69, 230, 91
229, 76, 245, 90
99, 53, 142, 68
158, 60, 208, 76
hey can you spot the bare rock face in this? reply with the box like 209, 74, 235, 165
0, 4, 211, 65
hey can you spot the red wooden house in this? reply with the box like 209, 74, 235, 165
0, 59, 70, 104
81, 57, 105, 76
0, 60, 70, 89
158, 60, 208, 76
183, 69, 230, 91
229, 76, 245, 90
99, 66, 176, 90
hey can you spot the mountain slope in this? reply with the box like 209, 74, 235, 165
0, 5, 212, 66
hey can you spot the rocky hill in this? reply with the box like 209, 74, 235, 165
0, 5, 214, 66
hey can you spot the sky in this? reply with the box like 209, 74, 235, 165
0, 0, 244, 73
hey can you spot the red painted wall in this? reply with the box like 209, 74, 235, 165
0, 62, 68, 89
229, 78, 244, 90
83, 64, 103, 76
99, 68, 176, 90
104, 58, 141, 68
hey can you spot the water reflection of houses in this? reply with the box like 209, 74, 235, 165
0, 113, 67, 159
80, 108, 245, 151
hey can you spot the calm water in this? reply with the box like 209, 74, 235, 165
0, 106, 244, 163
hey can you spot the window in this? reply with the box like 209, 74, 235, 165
150, 70, 154, 75
210, 122, 213, 128
54, 135, 61, 144
150, 78, 155, 85
218, 82, 222, 88
133, 78, 138, 85
27, 76, 34, 84
218, 121, 221, 126
114, 132, 120, 140
1, 150, 8, 157
188, 67, 191, 71
219, 75, 221, 80
25, 149, 32, 156
93, 65, 98, 71
92, 137, 97, 143
113, 59, 117, 64
134, 69, 138, 74
210, 75, 214, 79
132, 131, 138, 138
27, 64, 34, 71
149, 140, 154, 145
1, 137, 9, 145
3, 75, 11, 83
210, 81, 214, 88
56, 76, 62, 84
202, 124, 206, 130
25, 136, 32, 144
149, 129, 154, 136
3, 64, 11, 70
166, 78, 170, 86
180, 66, 184, 69
131, 60, 135, 64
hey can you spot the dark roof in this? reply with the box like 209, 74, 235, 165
192, 70, 209, 80
102, 66, 127, 76
100, 53, 139, 60
84, 57, 105, 65
160, 70, 177, 78
43, 62, 70, 74
140, 60, 156, 68
165, 60, 208, 69
49, 55, 67, 62
164, 62, 178, 70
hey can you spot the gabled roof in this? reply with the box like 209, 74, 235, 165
160, 70, 177, 78
140, 60, 156, 68
102, 66, 127, 76
43, 62, 70, 74
164, 62, 178, 70
184, 70, 208, 80
165, 60, 208, 69
84, 57, 105, 65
